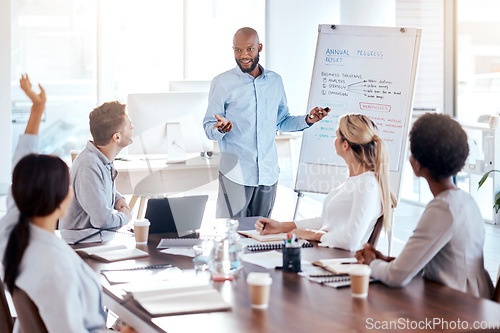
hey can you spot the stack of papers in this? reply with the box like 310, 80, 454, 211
123, 281, 231, 316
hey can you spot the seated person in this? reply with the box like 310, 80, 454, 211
1, 75, 135, 332
355, 113, 494, 298
59, 101, 134, 230
255, 114, 396, 251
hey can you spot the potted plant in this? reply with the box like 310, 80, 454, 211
478, 169, 500, 223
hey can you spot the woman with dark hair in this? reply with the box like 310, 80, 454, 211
355, 113, 494, 298
0, 75, 135, 332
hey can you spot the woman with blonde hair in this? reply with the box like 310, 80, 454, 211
255, 113, 396, 251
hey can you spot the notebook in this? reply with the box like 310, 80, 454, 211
312, 258, 358, 275
238, 230, 289, 242
302, 273, 376, 289
145, 195, 208, 236
123, 281, 231, 316
245, 241, 313, 251
75, 244, 149, 263
101, 264, 181, 284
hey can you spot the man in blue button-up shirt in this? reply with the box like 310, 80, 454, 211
203, 27, 329, 218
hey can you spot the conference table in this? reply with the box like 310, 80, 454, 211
76, 218, 500, 333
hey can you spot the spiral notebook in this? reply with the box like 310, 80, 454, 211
300, 271, 376, 288
246, 241, 313, 251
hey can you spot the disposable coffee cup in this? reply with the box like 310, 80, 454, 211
489, 115, 500, 128
247, 272, 272, 309
134, 219, 150, 244
349, 264, 371, 298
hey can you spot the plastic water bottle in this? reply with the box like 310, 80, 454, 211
212, 219, 242, 275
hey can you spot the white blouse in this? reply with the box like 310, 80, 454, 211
1, 134, 111, 332
15, 225, 111, 333
294, 171, 382, 251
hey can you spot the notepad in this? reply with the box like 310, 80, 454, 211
312, 258, 358, 275
124, 281, 231, 316
75, 244, 148, 262
238, 230, 288, 242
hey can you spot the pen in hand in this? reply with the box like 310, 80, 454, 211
309, 107, 330, 119
262, 222, 266, 231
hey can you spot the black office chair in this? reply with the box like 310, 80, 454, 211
12, 287, 48, 333
367, 215, 384, 247
0, 282, 14, 333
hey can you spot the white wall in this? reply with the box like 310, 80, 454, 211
266, 0, 395, 116
340, 0, 396, 26
0, 0, 12, 194
266, 0, 341, 115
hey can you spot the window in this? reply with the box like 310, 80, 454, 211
456, 0, 500, 123
11, 0, 97, 158
11, 0, 265, 159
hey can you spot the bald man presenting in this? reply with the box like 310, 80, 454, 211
203, 27, 329, 218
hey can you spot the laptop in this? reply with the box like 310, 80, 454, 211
145, 195, 209, 237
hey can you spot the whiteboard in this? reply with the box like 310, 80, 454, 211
295, 25, 421, 197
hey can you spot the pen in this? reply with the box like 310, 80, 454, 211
309, 107, 330, 119
262, 222, 266, 231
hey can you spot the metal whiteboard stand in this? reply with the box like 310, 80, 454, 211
293, 191, 305, 220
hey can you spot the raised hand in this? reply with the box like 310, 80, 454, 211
20, 74, 46, 106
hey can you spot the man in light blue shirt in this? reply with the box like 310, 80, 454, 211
203, 27, 329, 218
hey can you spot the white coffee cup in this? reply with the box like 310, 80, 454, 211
349, 264, 371, 298
247, 272, 272, 309
489, 115, 500, 128
134, 219, 150, 244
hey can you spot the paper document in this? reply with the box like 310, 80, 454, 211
160, 248, 195, 257
241, 251, 283, 269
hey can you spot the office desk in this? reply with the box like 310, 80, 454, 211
77, 218, 500, 333
114, 154, 220, 196
114, 154, 219, 217
114, 132, 301, 197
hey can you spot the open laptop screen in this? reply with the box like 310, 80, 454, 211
145, 195, 208, 237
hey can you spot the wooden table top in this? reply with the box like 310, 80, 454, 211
76, 218, 500, 333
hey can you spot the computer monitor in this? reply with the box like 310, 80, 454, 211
127, 92, 213, 155
168, 80, 211, 92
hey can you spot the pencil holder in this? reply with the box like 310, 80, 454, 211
282, 247, 301, 273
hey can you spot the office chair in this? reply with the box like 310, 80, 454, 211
0, 282, 14, 333
367, 215, 384, 247
494, 266, 500, 303
12, 287, 48, 333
